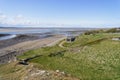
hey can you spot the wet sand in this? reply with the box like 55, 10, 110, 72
0, 28, 86, 64
0, 34, 66, 57
0, 34, 39, 49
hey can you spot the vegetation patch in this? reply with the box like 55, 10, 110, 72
1, 29, 120, 80
16, 32, 120, 80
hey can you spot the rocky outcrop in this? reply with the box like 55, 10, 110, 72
0, 51, 18, 64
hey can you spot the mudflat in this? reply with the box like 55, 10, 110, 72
0, 34, 66, 57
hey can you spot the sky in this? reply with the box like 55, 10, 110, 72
0, 0, 120, 28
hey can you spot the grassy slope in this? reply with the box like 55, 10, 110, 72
0, 62, 28, 80
1, 33, 120, 80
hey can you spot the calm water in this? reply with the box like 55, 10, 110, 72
0, 29, 51, 34
0, 28, 88, 40
0, 35, 16, 41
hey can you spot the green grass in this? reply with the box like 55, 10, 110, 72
18, 45, 65, 59
0, 62, 25, 80
17, 33, 120, 80
63, 33, 120, 48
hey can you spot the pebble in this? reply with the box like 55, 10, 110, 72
61, 71, 65, 75
56, 70, 60, 73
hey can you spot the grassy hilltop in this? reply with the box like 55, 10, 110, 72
0, 28, 120, 80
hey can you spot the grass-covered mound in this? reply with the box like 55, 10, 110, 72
17, 33, 120, 80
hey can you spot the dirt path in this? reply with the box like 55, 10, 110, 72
58, 40, 66, 48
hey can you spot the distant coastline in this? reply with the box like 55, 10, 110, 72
0, 27, 91, 64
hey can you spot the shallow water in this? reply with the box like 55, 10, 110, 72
0, 34, 17, 41
0, 29, 51, 34
0, 28, 87, 40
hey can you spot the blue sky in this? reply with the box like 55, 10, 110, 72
0, 0, 120, 28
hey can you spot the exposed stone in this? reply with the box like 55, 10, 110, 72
56, 70, 60, 73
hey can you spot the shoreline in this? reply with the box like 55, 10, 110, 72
0, 34, 66, 64
0, 33, 54, 49
0, 34, 11, 37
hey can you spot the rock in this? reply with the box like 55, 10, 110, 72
61, 71, 65, 75
38, 70, 46, 75
46, 73, 50, 76
56, 70, 60, 73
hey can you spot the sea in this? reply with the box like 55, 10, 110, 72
0, 28, 91, 41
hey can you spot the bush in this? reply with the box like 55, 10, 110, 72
105, 28, 117, 33
84, 30, 104, 35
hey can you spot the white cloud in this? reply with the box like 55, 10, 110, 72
0, 13, 7, 20
14, 14, 24, 21
0, 12, 119, 28
0, 13, 80, 27
0, 13, 31, 26
0, 13, 7, 25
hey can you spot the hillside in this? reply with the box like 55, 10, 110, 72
0, 30, 120, 80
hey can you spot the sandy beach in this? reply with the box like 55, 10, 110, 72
0, 34, 66, 64
0, 34, 65, 56
0, 28, 85, 64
